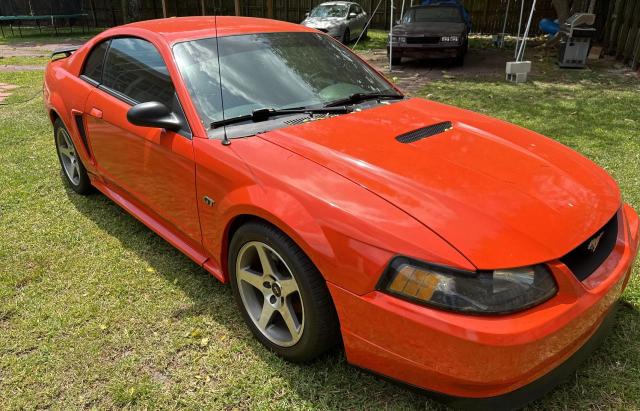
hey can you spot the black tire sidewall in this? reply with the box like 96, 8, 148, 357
342, 28, 350, 44
54, 118, 92, 194
228, 222, 338, 362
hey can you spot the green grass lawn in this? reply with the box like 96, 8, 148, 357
1, 51, 639, 409
352, 29, 388, 51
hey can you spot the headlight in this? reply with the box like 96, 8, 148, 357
378, 257, 557, 314
441, 35, 460, 42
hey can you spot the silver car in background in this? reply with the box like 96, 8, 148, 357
301, 1, 368, 43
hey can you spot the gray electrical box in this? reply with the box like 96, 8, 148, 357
558, 13, 596, 69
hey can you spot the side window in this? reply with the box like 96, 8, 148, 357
102, 37, 175, 108
355, 5, 363, 14
82, 40, 109, 83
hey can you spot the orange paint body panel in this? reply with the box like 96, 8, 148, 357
43, 16, 639, 405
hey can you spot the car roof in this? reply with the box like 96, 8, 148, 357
410, 4, 459, 8
120, 16, 316, 44
316, 1, 357, 6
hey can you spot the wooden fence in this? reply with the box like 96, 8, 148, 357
2, 0, 639, 68
2, 0, 557, 34
602, 0, 640, 69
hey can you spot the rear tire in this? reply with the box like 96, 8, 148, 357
54, 118, 92, 195
228, 221, 340, 363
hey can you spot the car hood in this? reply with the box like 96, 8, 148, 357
259, 98, 620, 269
394, 22, 466, 36
303, 17, 344, 28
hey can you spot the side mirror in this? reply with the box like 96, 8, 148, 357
127, 101, 181, 131
348, 12, 357, 19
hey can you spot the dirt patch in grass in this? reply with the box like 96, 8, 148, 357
356, 36, 640, 96
0, 65, 44, 72
0, 82, 19, 103
0, 39, 85, 58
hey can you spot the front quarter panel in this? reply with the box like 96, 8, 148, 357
194, 136, 474, 295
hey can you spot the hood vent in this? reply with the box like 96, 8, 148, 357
396, 121, 452, 144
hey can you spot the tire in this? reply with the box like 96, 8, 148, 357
390, 55, 402, 65
455, 41, 468, 66
362, 27, 368, 39
228, 221, 340, 363
54, 118, 92, 195
342, 28, 350, 44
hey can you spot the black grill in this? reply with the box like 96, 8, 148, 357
396, 121, 452, 144
560, 212, 618, 281
406, 36, 440, 45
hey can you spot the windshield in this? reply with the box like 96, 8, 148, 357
309, 4, 348, 18
404, 6, 463, 23
173, 32, 396, 128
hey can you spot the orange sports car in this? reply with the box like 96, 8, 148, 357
44, 16, 639, 409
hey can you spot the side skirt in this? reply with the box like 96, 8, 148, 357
89, 175, 225, 282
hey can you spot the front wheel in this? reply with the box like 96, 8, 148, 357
390, 55, 402, 65
342, 28, 350, 44
229, 221, 340, 362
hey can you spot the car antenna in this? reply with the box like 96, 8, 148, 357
214, 13, 231, 146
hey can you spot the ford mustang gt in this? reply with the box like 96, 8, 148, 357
44, 16, 639, 409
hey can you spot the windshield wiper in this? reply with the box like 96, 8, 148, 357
211, 106, 351, 128
323, 92, 404, 107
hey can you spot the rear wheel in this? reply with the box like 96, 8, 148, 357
229, 221, 340, 362
54, 118, 92, 195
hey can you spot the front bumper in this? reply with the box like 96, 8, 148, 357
329, 204, 639, 407
387, 43, 463, 58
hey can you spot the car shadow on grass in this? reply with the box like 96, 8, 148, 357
63, 183, 441, 409
64, 181, 639, 410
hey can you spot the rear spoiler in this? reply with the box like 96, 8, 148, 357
51, 46, 80, 60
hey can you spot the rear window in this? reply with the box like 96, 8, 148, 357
407, 6, 463, 23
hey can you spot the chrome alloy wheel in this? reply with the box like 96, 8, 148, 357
56, 127, 81, 185
235, 241, 305, 347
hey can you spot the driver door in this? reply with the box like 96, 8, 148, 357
82, 37, 202, 245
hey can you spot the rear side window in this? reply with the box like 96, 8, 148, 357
102, 37, 175, 108
82, 41, 109, 83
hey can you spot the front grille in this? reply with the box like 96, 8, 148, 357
406, 36, 440, 45
560, 212, 618, 281
396, 121, 452, 143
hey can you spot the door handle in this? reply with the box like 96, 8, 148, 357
89, 107, 103, 119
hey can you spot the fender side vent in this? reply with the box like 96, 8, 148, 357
73, 114, 92, 158
396, 121, 453, 144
